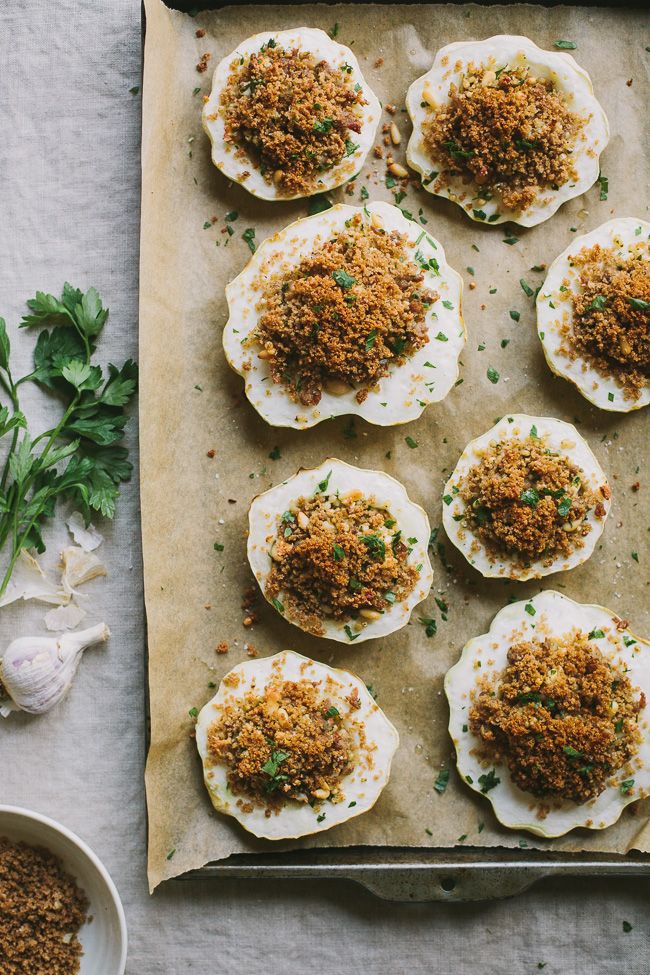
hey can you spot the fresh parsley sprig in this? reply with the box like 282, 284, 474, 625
0, 284, 137, 598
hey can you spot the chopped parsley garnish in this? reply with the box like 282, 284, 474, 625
563, 745, 583, 759
596, 172, 609, 200
313, 117, 334, 134
261, 749, 290, 792
520, 278, 534, 297
361, 535, 386, 560
554, 39, 577, 49
629, 297, 649, 311
525, 603, 536, 617
242, 227, 256, 253
509, 309, 520, 322
622, 920, 633, 933
269, 446, 281, 461
332, 543, 346, 561
620, 779, 635, 796
271, 598, 285, 614
308, 194, 333, 215
317, 470, 332, 493
434, 768, 450, 795
478, 768, 500, 793
503, 234, 519, 245
520, 487, 540, 508
188, 706, 198, 719
328, 22, 339, 38
442, 299, 454, 310
344, 624, 360, 641
587, 295, 607, 311
557, 496, 572, 518
325, 706, 340, 719
486, 366, 500, 384
365, 329, 378, 351
588, 628, 605, 640
443, 139, 475, 160
418, 616, 437, 637
405, 435, 418, 449
435, 331, 448, 342
345, 139, 360, 157
332, 269, 356, 290
213, 542, 225, 552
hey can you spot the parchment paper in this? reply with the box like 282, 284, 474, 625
140, 0, 650, 890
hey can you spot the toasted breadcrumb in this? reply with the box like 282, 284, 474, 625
221, 43, 365, 195
561, 242, 650, 399
469, 634, 645, 803
0, 837, 88, 975
252, 213, 436, 406
266, 488, 418, 635
207, 679, 357, 808
458, 434, 602, 567
424, 63, 583, 212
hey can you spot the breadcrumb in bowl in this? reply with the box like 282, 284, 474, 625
537, 218, 650, 412
224, 201, 465, 429
406, 35, 609, 227
202, 28, 380, 200
248, 458, 434, 643
195, 650, 399, 840
442, 414, 611, 581
445, 591, 650, 837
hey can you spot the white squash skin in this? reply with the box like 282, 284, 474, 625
406, 35, 609, 227
442, 414, 611, 581
537, 218, 650, 413
224, 201, 465, 429
196, 650, 399, 840
445, 591, 650, 837
248, 458, 434, 643
202, 28, 380, 201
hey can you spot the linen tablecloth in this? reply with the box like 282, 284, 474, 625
1, 1, 648, 971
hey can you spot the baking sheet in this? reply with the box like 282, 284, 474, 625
140, 0, 650, 891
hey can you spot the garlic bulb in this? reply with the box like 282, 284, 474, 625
0, 623, 110, 716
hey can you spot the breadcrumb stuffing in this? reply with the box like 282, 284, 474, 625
221, 42, 365, 195
458, 434, 603, 567
253, 213, 437, 406
424, 63, 583, 212
207, 679, 356, 809
0, 837, 88, 975
469, 634, 645, 803
266, 488, 418, 636
562, 242, 650, 399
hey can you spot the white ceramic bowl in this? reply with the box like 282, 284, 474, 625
0, 805, 127, 974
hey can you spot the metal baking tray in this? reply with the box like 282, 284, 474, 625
156, 0, 649, 902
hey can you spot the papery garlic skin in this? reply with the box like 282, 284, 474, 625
0, 623, 110, 716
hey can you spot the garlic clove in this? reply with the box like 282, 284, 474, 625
0, 623, 110, 715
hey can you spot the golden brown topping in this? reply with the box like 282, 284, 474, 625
458, 435, 601, 567
221, 43, 365, 195
424, 64, 584, 211
266, 489, 418, 636
0, 837, 89, 975
469, 634, 645, 803
253, 214, 436, 406
563, 243, 650, 399
207, 679, 355, 807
